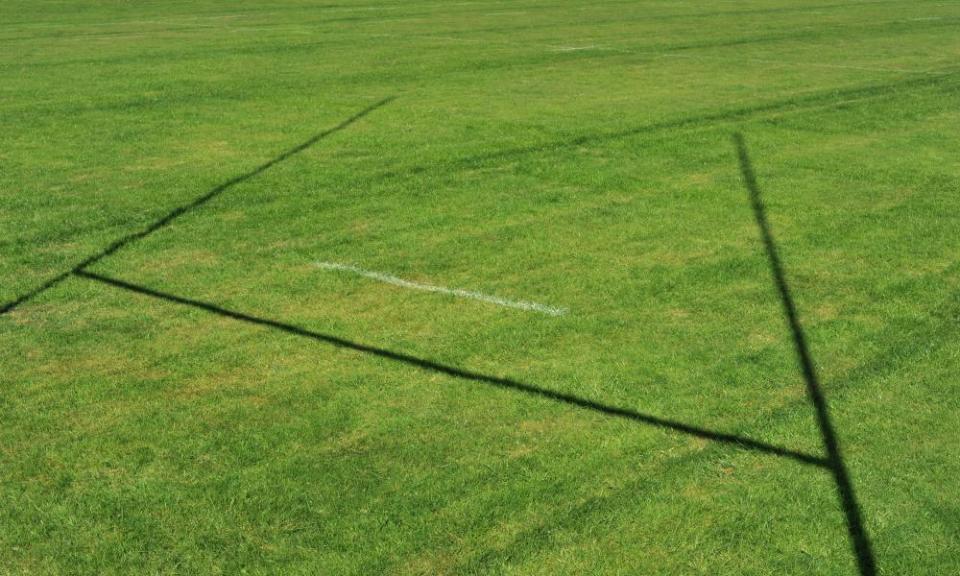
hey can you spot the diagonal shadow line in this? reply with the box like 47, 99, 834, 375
734, 134, 877, 576
74, 268, 828, 468
5, 73, 955, 316
373, 73, 954, 185
0, 97, 395, 316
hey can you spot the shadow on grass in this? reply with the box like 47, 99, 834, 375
73, 267, 826, 468
734, 133, 877, 576
6, 72, 955, 315
374, 73, 954, 183
5, 90, 877, 574
0, 96, 394, 315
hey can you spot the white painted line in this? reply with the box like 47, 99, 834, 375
549, 45, 600, 52
314, 261, 567, 317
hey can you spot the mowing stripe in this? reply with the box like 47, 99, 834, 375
314, 261, 567, 317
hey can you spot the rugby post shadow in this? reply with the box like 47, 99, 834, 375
3, 89, 823, 466
72, 138, 877, 574
734, 133, 877, 576
0, 96, 395, 315
5, 93, 874, 574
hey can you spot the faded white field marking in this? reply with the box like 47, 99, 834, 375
314, 262, 567, 317
549, 44, 601, 52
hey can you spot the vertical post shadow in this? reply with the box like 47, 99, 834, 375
0, 96, 395, 315
734, 133, 877, 576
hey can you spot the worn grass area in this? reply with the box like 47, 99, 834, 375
2, 0, 959, 574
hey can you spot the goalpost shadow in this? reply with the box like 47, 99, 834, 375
1, 96, 877, 575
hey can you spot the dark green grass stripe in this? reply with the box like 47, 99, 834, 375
445, 2, 955, 39
0, 0, 931, 35
369, 72, 960, 184
739, 266, 960, 434
6, 10, 956, 73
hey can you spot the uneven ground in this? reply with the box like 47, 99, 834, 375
2, 0, 959, 574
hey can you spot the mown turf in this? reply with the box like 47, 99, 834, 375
2, 1, 959, 574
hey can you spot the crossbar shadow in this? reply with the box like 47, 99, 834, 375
374, 73, 953, 185
734, 133, 877, 576
6, 72, 955, 316
0, 97, 395, 315
73, 268, 826, 468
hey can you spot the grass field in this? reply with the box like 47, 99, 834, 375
3, 0, 960, 574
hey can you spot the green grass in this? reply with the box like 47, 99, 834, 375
2, 0, 959, 574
